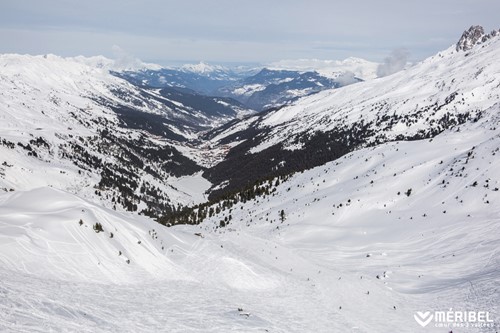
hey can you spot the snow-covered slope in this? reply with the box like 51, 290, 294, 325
0, 53, 212, 215
214, 35, 500, 151
0, 187, 187, 283
203, 27, 500, 198
167, 103, 500, 332
2, 105, 498, 332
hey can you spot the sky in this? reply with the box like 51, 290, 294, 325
0, 0, 499, 66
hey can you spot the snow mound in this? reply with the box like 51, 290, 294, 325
0, 187, 189, 284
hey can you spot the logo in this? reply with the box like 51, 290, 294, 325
414, 311, 433, 327
414, 309, 496, 329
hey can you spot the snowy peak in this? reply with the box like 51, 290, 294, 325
456, 25, 500, 51
180, 61, 227, 75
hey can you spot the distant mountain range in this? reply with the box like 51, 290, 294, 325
215, 68, 360, 111
114, 63, 254, 96
115, 58, 379, 111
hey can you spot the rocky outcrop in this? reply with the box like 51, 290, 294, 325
456, 25, 500, 52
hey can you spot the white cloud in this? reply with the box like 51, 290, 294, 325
111, 45, 145, 70
376, 49, 409, 77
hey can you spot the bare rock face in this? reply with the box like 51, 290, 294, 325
456, 26, 485, 52
456, 25, 500, 52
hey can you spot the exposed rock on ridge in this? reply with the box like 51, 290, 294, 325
456, 25, 500, 51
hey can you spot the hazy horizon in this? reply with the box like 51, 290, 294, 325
1, 0, 499, 66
